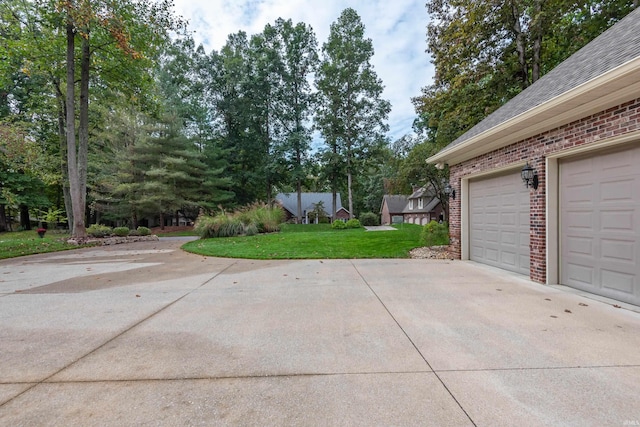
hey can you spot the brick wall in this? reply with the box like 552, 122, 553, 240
448, 97, 640, 282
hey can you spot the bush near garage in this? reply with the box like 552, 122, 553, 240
420, 220, 449, 247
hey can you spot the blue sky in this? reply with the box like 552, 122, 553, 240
172, 0, 435, 142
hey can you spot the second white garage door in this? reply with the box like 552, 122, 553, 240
469, 171, 530, 275
560, 144, 640, 306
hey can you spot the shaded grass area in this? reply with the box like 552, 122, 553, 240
183, 223, 423, 259
0, 231, 89, 260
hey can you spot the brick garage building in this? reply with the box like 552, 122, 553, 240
428, 8, 640, 306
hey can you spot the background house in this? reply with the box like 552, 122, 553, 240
428, 8, 640, 306
380, 195, 408, 225
275, 193, 349, 223
402, 185, 443, 225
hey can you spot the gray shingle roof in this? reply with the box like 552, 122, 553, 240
442, 7, 640, 152
381, 195, 408, 214
275, 192, 344, 217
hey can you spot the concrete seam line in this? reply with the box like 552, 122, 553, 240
435, 364, 640, 373
0, 260, 238, 410
350, 261, 478, 427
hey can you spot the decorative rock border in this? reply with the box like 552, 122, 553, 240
67, 235, 160, 246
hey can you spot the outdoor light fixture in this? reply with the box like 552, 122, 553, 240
444, 182, 456, 199
521, 162, 539, 190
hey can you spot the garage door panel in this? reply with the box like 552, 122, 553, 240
560, 144, 640, 306
602, 270, 635, 293
469, 172, 530, 276
601, 239, 634, 261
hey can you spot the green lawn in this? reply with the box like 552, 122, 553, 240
182, 223, 423, 259
0, 231, 89, 260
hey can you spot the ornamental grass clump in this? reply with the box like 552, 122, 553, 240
196, 203, 285, 239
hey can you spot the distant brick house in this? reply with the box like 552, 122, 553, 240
275, 192, 349, 223
380, 195, 408, 225
380, 186, 443, 226
428, 9, 640, 306
402, 186, 444, 225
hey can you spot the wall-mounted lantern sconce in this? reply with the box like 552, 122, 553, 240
444, 182, 456, 200
521, 162, 539, 190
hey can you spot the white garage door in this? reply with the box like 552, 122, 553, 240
469, 171, 530, 275
560, 144, 640, 306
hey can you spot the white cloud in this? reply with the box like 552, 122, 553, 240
172, 0, 434, 141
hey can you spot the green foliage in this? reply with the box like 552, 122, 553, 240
137, 226, 151, 236
359, 212, 379, 226
420, 220, 449, 247
86, 224, 112, 238
346, 219, 361, 229
113, 227, 130, 237
331, 220, 347, 230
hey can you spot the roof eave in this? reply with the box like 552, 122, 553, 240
427, 57, 640, 166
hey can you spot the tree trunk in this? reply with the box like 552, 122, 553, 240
0, 204, 8, 232
510, 2, 529, 89
19, 205, 31, 230
347, 153, 353, 220
76, 32, 90, 235
65, 21, 86, 238
531, 0, 543, 83
160, 211, 165, 230
57, 94, 73, 232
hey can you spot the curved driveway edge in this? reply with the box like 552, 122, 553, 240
1, 239, 639, 426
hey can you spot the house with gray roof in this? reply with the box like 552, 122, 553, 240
428, 8, 640, 306
275, 192, 349, 223
380, 195, 408, 225
380, 187, 444, 225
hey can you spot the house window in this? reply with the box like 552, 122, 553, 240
409, 200, 414, 210
418, 198, 423, 209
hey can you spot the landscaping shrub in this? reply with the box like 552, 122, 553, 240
87, 224, 112, 238
128, 229, 140, 236
238, 202, 284, 233
346, 218, 361, 228
331, 220, 347, 229
113, 227, 130, 237
420, 220, 449, 247
195, 213, 244, 238
137, 226, 151, 236
359, 212, 379, 226
217, 217, 245, 237
244, 223, 259, 236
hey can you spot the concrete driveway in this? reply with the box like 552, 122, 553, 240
1, 239, 639, 426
